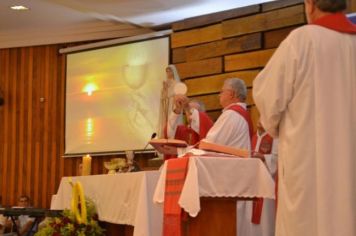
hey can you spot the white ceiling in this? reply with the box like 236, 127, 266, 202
0, 0, 275, 48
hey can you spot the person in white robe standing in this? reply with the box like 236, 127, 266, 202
203, 78, 252, 149
202, 78, 253, 236
253, 0, 356, 236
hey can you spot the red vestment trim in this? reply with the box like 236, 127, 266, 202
312, 13, 356, 34
163, 156, 190, 236
228, 104, 254, 140
164, 111, 213, 160
251, 133, 273, 224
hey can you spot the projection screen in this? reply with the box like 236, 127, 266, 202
65, 37, 169, 155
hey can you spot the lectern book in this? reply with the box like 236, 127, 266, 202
198, 140, 250, 158
149, 139, 188, 155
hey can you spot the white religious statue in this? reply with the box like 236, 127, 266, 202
158, 65, 186, 138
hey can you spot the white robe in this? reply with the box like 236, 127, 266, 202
203, 102, 251, 150
253, 25, 356, 236
203, 102, 251, 236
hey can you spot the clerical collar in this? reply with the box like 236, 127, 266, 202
311, 13, 356, 34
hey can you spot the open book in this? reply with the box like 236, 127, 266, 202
149, 139, 188, 155
198, 140, 250, 158
150, 139, 249, 158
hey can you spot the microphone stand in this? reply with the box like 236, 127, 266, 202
136, 133, 157, 171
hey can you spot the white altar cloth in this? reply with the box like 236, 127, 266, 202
153, 156, 275, 217
51, 171, 162, 236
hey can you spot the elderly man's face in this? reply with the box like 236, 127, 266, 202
219, 87, 234, 108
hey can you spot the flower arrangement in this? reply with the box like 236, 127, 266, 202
35, 181, 104, 236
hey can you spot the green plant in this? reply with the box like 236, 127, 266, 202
35, 199, 104, 236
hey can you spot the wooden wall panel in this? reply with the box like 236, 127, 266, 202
264, 26, 298, 49
225, 49, 276, 71
171, 24, 222, 48
175, 57, 222, 79
172, 48, 186, 63
172, 5, 260, 31
185, 33, 262, 62
186, 70, 260, 97
222, 5, 305, 38
0, 45, 126, 208
191, 89, 254, 111
171, 0, 305, 132
262, 0, 304, 12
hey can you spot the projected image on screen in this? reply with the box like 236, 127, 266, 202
65, 37, 169, 155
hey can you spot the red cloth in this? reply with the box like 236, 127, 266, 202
228, 104, 254, 140
163, 156, 190, 236
251, 133, 273, 224
164, 111, 213, 160
312, 13, 356, 34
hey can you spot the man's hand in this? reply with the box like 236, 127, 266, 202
173, 95, 189, 114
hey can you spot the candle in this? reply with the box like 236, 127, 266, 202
82, 154, 92, 176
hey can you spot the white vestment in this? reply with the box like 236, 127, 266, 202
203, 102, 251, 236
253, 25, 356, 236
203, 103, 250, 150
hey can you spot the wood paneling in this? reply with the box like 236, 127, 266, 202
171, 24, 222, 48
262, 0, 304, 12
191, 89, 254, 111
186, 70, 260, 97
172, 5, 260, 31
222, 5, 305, 38
225, 49, 276, 71
0, 46, 133, 208
264, 26, 298, 49
185, 33, 262, 62
175, 57, 223, 79
172, 47, 186, 63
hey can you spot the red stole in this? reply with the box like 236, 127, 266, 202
312, 13, 356, 34
228, 104, 254, 140
251, 133, 273, 224
163, 156, 190, 236
164, 112, 213, 160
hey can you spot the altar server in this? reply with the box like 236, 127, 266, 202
253, 0, 356, 235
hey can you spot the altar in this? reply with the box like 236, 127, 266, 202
51, 171, 162, 236
51, 156, 275, 236
153, 156, 275, 235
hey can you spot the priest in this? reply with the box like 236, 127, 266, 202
253, 0, 356, 235
164, 95, 213, 160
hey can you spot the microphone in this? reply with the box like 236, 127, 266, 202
142, 132, 157, 151
129, 133, 157, 172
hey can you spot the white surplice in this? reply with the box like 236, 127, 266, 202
203, 102, 251, 150
253, 25, 356, 236
203, 102, 251, 236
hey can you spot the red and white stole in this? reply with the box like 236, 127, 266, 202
163, 155, 190, 236
227, 104, 254, 140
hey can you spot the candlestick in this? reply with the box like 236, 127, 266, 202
82, 154, 92, 176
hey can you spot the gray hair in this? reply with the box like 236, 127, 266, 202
167, 64, 181, 82
223, 78, 247, 102
314, 0, 346, 12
